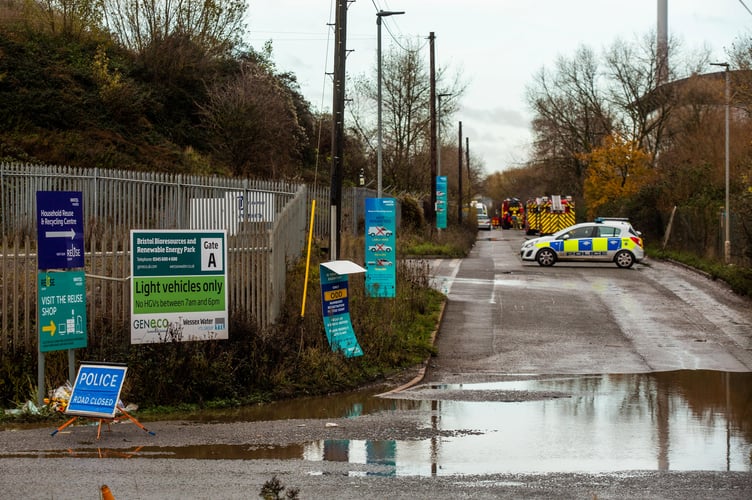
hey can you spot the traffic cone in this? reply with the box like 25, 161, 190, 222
101, 485, 116, 500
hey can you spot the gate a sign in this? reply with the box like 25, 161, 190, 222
131, 230, 228, 344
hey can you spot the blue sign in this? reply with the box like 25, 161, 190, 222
320, 265, 363, 358
36, 191, 85, 269
365, 198, 396, 298
66, 364, 127, 418
436, 176, 447, 229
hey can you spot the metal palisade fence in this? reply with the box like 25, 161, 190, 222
0, 162, 367, 358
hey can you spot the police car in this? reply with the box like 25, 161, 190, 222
520, 218, 644, 268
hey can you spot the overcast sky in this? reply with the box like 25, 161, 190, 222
247, 1, 751, 174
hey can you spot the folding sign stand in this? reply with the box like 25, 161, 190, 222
51, 403, 155, 439
50, 362, 155, 439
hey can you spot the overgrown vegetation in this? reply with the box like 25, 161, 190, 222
400, 222, 477, 257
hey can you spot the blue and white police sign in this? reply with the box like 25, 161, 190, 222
66, 364, 127, 418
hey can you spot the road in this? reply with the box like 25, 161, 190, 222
1, 230, 751, 499
426, 230, 752, 382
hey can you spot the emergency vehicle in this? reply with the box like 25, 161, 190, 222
525, 195, 575, 235
520, 218, 644, 268
500, 198, 525, 229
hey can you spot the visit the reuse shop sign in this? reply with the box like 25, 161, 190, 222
36, 191, 84, 270
38, 271, 87, 352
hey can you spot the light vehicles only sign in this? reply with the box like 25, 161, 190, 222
130, 230, 228, 343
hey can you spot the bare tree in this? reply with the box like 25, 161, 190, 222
526, 46, 613, 197
199, 59, 307, 178
351, 39, 466, 193
24, 0, 104, 36
603, 33, 692, 161
102, 0, 247, 72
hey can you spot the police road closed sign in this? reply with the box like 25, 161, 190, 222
66, 364, 127, 418
130, 230, 228, 344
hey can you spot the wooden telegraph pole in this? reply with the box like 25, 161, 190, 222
429, 32, 437, 228
330, 0, 348, 260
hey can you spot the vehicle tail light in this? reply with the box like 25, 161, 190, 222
630, 236, 643, 248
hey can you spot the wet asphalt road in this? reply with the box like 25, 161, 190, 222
2, 230, 752, 499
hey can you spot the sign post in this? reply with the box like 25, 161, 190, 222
36, 191, 86, 405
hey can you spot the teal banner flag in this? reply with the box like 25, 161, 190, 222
436, 176, 447, 229
365, 198, 396, 297
320, 265, 363, 358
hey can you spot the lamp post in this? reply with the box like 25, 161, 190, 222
437, 93, 451, 176
711, 62, 731, 263
377, 10, 404, 198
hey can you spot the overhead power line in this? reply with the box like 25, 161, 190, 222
739, 0, 752, 17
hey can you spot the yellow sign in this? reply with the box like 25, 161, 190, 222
324, 288, 348, 301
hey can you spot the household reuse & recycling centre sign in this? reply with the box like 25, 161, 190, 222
131, 230, 228, 343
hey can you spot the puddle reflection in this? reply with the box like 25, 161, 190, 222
390, 370, 752, 474
17, 371, 752, 475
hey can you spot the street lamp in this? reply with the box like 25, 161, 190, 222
437, 93, 451, 176
711, 62, 731, 263
377, 10, 404, 198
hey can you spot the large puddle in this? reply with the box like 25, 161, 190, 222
10, 371, 752, 475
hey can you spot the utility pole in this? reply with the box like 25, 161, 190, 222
437, 93, 452, 176
329, 0, 348, 260
457, 121, 463, 224
429, 32, 437, 228
466, 137, 470, 203
377, 10, 405, 198
711, 62, 731, 263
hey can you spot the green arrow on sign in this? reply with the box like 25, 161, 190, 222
42, 320, 56, 336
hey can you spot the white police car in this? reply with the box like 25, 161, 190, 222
520, 218, 644, 268
477, 215, 492, 230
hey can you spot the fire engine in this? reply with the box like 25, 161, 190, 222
500, 198, 525, 229
525, 195, 575, 235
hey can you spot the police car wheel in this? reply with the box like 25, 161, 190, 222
615, 250, 635, 269
536, 248, 556, 267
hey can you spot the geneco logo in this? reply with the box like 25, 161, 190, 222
132, 318, 170, 330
